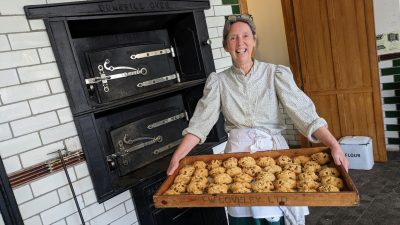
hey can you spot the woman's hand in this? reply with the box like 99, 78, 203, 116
167, 158, 180, 176
330, 144, 349, 172
166, 133, 201, 176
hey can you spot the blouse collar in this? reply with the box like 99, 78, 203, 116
231, 59, 259, 79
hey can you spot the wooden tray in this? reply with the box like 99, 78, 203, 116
153, 147, 359, 208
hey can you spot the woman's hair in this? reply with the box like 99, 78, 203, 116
222, 14, 257, 48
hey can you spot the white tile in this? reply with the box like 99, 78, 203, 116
40, 122, 78, 144
58, 177, 93, 202
378, 60, 392, 69
49, 78, 65, 94
0, 123, 12, 141
204, 8, 214, 17
20, 141, 64, 168
38, 47, 56, 63
51, 219, 67, 225
0, 0, 45, 15
81, 203, 105, 222
11, 111, 59, 137
384, 131, 399, 138
381, 90, 395, 97
74, 162, 89, 179
0, 35, 10, 52
0, 69, 19, 88
210, 0, 222, 6
19, 191, 60, 219
208, 27, 219, 39
109, 211, 137, 225
9, 31, 50, 50
0, 81, 50, 104
29, 93, 69, 114
386, 144, 400, 151
0, 133, 41, 158
214, 5, 232, 16
40, 199, 77, 225
217, 26, 224, 37
382, 104, 396, 111
212, 48, 222, 59
31, 169, 76, 197
206, 16, 226, 28
380, 75, 394, 83
124, 199, 134, 212
0, 49, 40, 70
18, 63, 60, 83
89, 204, 126, 225
0, 16, 30, 33
103, 191, 131, 211
82, 190, 98, 207
57, 107, 73, 123
64, 136, 82, 152
3, 155, 22, 173
214, 57, 232, 70
23, 215, 42, 225
384, 117, 397, 124
0, 102, 31, 123
29, 19, 46, 30
220, 48, 230, 57
13, 184, 33, 204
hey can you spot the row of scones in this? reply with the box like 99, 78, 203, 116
164, 152, 344, 195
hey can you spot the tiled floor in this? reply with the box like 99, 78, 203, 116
306, 151, 400, 225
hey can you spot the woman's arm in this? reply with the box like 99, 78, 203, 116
167, 133, 200, 175
312, 126, 349, 172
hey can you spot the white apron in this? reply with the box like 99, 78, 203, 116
224, 128, 309, 225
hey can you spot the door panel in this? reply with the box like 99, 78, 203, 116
282, 0, 386, 161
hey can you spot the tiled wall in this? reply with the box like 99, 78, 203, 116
380, 58, 400, 151
0, 0, 302, 224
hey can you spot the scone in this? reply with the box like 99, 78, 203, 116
274, 179, 296, 192
283, 163, 302, 174
230, 182, 252, 193
242, 165, 262, 177
303, 161, 321, 173
214, 173, 233, 184
311, 152, 331, 165
256, 156, 276, 167
238, 156, 256, 168
179, 165, 195, 176
264, 164, 283, 174
297, 178, 320, 190
277, 170, 296, 180
256, 171, 276, 182
233, 173, 253, 183
208, 159, 223, 170
223, 157, 238, 169
226, 167, 242, 177
209, 167, 226, 177
207, 183, 228, 194
173, 174, 191, 184
193, 168, 209, 177
187, 181, 207, 194
298, 171, 319, 181
170, 183, 187, 193
164, 189, 181, 195
252, 180, 274, 193
293, 155, 311, 165
321, 176, 344, 189
318, 184, 340, 192
193, 160, 207, 169
276, 155, 293, 167
319, 167, 340, 177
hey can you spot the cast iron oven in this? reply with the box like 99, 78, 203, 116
25, 1, 227, 225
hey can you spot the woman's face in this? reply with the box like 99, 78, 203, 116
224, 21, 256, 67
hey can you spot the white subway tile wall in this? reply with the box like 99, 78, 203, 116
0, 1, 302, 225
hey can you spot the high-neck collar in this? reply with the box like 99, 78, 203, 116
231, 60, 258, 77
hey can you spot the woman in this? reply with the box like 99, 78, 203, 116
167, 14, 348, 225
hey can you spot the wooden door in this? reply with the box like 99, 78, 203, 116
282, 0, 386, 161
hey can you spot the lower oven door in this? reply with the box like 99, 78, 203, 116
108, 95, 188, 176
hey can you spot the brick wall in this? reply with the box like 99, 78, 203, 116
0, 0, 301, 224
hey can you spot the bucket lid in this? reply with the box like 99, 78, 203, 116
339, 136, 371, 145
